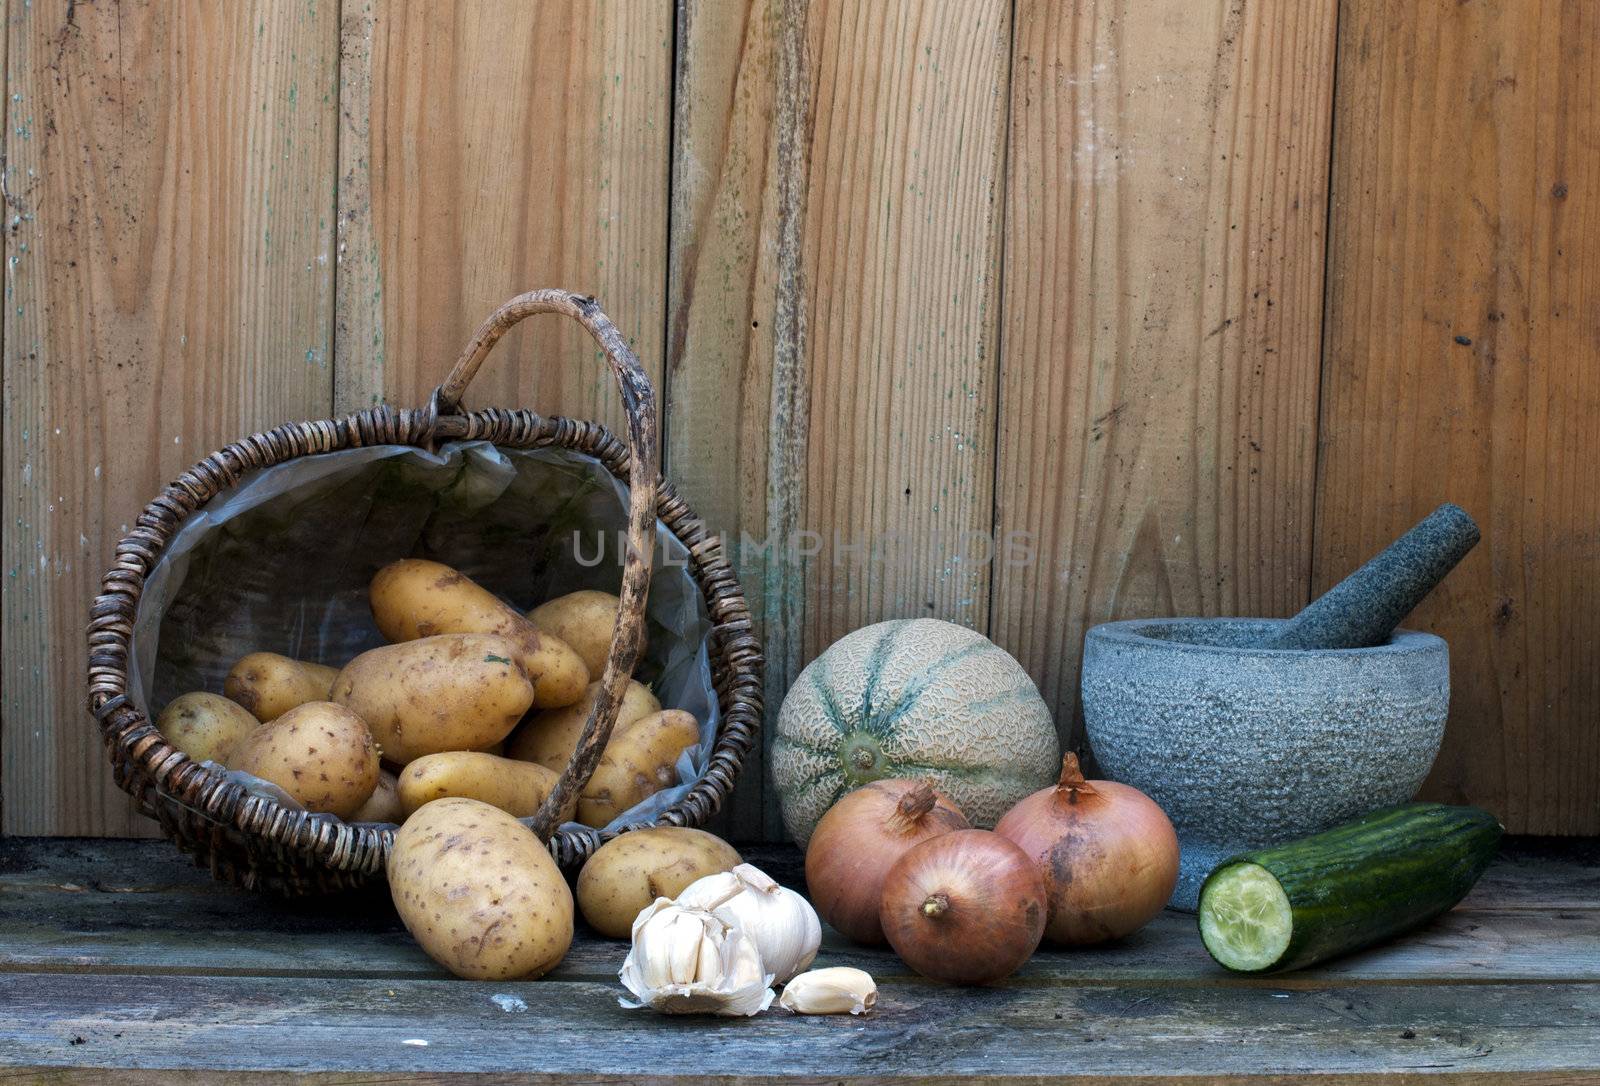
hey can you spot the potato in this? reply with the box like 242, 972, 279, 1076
505, 679, 662, 773
576, 827, 742, 938
528, 589, 635, 680
156, 692, 259, 764
351, 769, 403, 823
379, 747, 499, 776
369, 559, 588, 707
331, 634, 534, 764
397, 751, 576, 822
389, 798, 574, 980
223, 652, 340, 722
577, 709, 701, 828
228, 702, 379, 819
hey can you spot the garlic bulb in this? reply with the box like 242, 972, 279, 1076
674, 863, 822, 983
778, 967, 878, 1015
618, 899, 774, 1016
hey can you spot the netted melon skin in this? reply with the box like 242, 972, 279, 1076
771, 618, 1060, 845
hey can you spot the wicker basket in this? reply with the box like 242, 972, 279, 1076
86, 290, 762, 895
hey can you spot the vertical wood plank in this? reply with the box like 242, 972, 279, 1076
1318, 0, 1600, 834
991, 0, 1339, 757
797, 0, 1010, 648
0, 0, 9, 834
334, 1, 672, 434
666, 0, 784, 836
1, 0, 338, 834
668, 0, 1013, 838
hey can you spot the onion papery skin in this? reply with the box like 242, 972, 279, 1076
805, 779, 971, 945
878, 829, 1046, 985
994, 754, 1180, 946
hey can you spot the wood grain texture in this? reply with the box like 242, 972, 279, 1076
5, 839, 1594, 987
1317, 0, 1600, 834
11, 1077, 1600, 1086
0, 0, 9, 836
9, 1074, 1600, 1086
669, 0, 1014, 837
2, 0, 1597, 844
665, 0, 785, 836
6, 886, 1594, 986
4, 973, 1596, 1081
3, 838, 1597, 1081
990, 0, 1339, 757
334, 1, 671, 434
6, 835, 1594, 905
0, 0, 338, 835
793, 0, 1010, 650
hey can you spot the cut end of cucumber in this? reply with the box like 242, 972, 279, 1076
1198, 862, 1293, 972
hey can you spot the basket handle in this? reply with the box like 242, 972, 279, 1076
432, 289, 659, 842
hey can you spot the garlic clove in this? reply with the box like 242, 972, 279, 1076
731, 863, 781, 895
667, 912, 703, 986
678, 869, 742, 911
694, 925, 721, 984
779, 967, 878, 1015
674, 863, 823, 983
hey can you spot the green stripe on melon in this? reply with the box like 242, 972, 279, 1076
770, 618, 1061, 845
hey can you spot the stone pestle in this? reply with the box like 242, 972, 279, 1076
1256, 503, 1480, 651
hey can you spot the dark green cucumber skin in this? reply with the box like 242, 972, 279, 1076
1200, 803, 1503, 974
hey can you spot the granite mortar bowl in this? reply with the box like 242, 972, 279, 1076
1081, 617, 1448, 911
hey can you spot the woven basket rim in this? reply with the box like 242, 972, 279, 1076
87, 401, 764, 891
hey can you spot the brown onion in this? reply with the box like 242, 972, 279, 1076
994, 752, 1179, 946
878, 829, 1046, 985
805, 779, 970, 944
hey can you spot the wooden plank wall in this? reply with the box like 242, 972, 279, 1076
334, 2, 671, 429
1317, 0, 1600, 834
991, 0, 1336, 764
2, 0, 340, 835
2, 0, 1595, 838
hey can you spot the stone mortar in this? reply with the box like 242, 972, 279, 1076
1081, 617, 1449, 911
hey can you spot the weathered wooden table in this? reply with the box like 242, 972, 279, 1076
1, 837, 1596, 1083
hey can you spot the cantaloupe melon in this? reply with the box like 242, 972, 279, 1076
770, 618, 1060, 845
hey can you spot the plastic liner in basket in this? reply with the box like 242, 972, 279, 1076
128, 439, 719, 841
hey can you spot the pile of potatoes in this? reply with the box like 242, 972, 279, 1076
154, 558, 704, 829
155, 557, 737, 982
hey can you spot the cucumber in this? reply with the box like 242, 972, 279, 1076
1197, 803, 1502, 973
